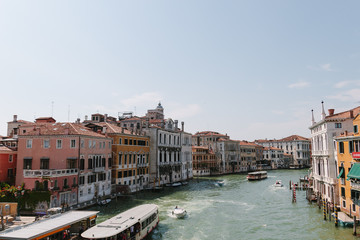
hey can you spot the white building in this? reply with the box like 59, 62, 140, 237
255, 135, 310, 168
181, 128, 193, 181
310, 103, 360, 205
263, 147, 285, 169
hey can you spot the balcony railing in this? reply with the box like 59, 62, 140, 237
93, 167, 105, 173
24, 169, 78, 178
351, 181, 360, 191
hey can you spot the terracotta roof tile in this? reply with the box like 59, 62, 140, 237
19, 123, 108, 138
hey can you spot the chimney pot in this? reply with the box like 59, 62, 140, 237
350, 110, 354, 118
328, 109, 335, 116
13, 115, 18, 122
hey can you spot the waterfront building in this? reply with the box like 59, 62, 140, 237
192, 146, 218, 176
263, 147, 285, 169
144, 119, 183, 186
309, 103, 360, 206
335, 114, 360, 218
85, 122, 150, 193
0, 144, 17, 184
239, 141, 258, 171
180, 130, 193, 180
255, 135, 311, 168
16, 119, 112, 208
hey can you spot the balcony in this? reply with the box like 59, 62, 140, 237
137, 163, 149, 167
24, 169, 78, 178
93, 167, 105, 173
351, 181, 360, 191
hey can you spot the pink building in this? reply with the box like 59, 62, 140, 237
16, 121, 112, 208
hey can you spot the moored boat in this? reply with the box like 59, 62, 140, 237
247, 171, 267, 181
81, 204, 159, 240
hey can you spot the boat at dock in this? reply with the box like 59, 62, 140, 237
331, 212, 355, 227
247, 171, 267, 181
81, 204, 159, 240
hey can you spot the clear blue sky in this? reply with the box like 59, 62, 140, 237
1, 1, 360, 141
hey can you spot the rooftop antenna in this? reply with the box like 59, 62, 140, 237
51, 101, 54, 117
134, 107, 137, 116
68, 105, 70, 122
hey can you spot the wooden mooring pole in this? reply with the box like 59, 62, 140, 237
354, 216, 357, 236
335, 206, 338, 227
323, 200, 327, 220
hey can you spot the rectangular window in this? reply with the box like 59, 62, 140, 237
23, 158, 32, 169
335, 123, 342, 128
79, 176, 85, 185
355, 125, 359, 134
7, 169, 13, 178
56, 140, 62, 149
43, 139, 50, 149
349, 141, 354, 153
81, 139, 84, 148
26, 139, 32, 148
339, 142, 344, 154
70, 139, 76, 148
341, 187, 346, 197
92, 141, 96, 148
8, 155, 13, 163
40, 158, 49, 169
117, 171, 122, 178
124, 139, 128, 145
119, 154, 122, 165
89, 140, 92, 148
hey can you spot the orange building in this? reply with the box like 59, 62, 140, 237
335, 114, 360, 218
86, 122, 150, 193
192, 146, 218, 176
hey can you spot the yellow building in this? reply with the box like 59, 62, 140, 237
336, 114, 360, 217
86, 122, 150, 193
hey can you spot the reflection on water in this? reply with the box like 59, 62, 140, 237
89, 170, 357, 240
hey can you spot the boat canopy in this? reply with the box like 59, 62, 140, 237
337, 167, 344, 179
347, 163, 360, 180
81, 204, 158, 239
0, 211, 98, 240
248, 171, 267, 175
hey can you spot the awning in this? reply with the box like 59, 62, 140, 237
347, 163, 360, 180
337, 168, 344, 179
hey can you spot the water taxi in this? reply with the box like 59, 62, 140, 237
216, 180, 225, 187
81, 204, 159, 240
274, 180, 283, 187
172, 206, 187, 219
247, 171, 267, 181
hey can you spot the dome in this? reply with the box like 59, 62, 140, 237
156, 102, 163, 109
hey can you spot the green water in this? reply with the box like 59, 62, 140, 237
90, 170, 357, 240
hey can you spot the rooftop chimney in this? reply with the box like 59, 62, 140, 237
175, 120, 178, 130
321, 101, 326, 120
104, 114, 108, 122
13, 115, 18, 122
76, 118, 81, 124
85, 115, 88, 121
350, 110, 354, 118
181, 121, 184, 132
328, 109, 335, 116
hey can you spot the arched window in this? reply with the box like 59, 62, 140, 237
43, 180, 48, 190
35, 180, 40, 190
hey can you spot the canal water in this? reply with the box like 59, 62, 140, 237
90, 170, 358, 240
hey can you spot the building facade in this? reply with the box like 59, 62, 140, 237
310, 104, 360, 205
16, 121, 112, 208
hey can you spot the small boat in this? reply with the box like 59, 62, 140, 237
274, 180, 283, 187
216, 180, 225, 187
97, 198, 111, 206
82, 204, 159, 240
247, 171, 267, 181
172, 207, 187, 219
181, 181, 188, 186
331, 212, 354, 227
166, 182, 182, 187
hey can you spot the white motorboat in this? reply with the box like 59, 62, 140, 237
274, 180, 283, 187
172, 207, 187, 219
97, 198, 111, 206
216, 180, 225, 187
